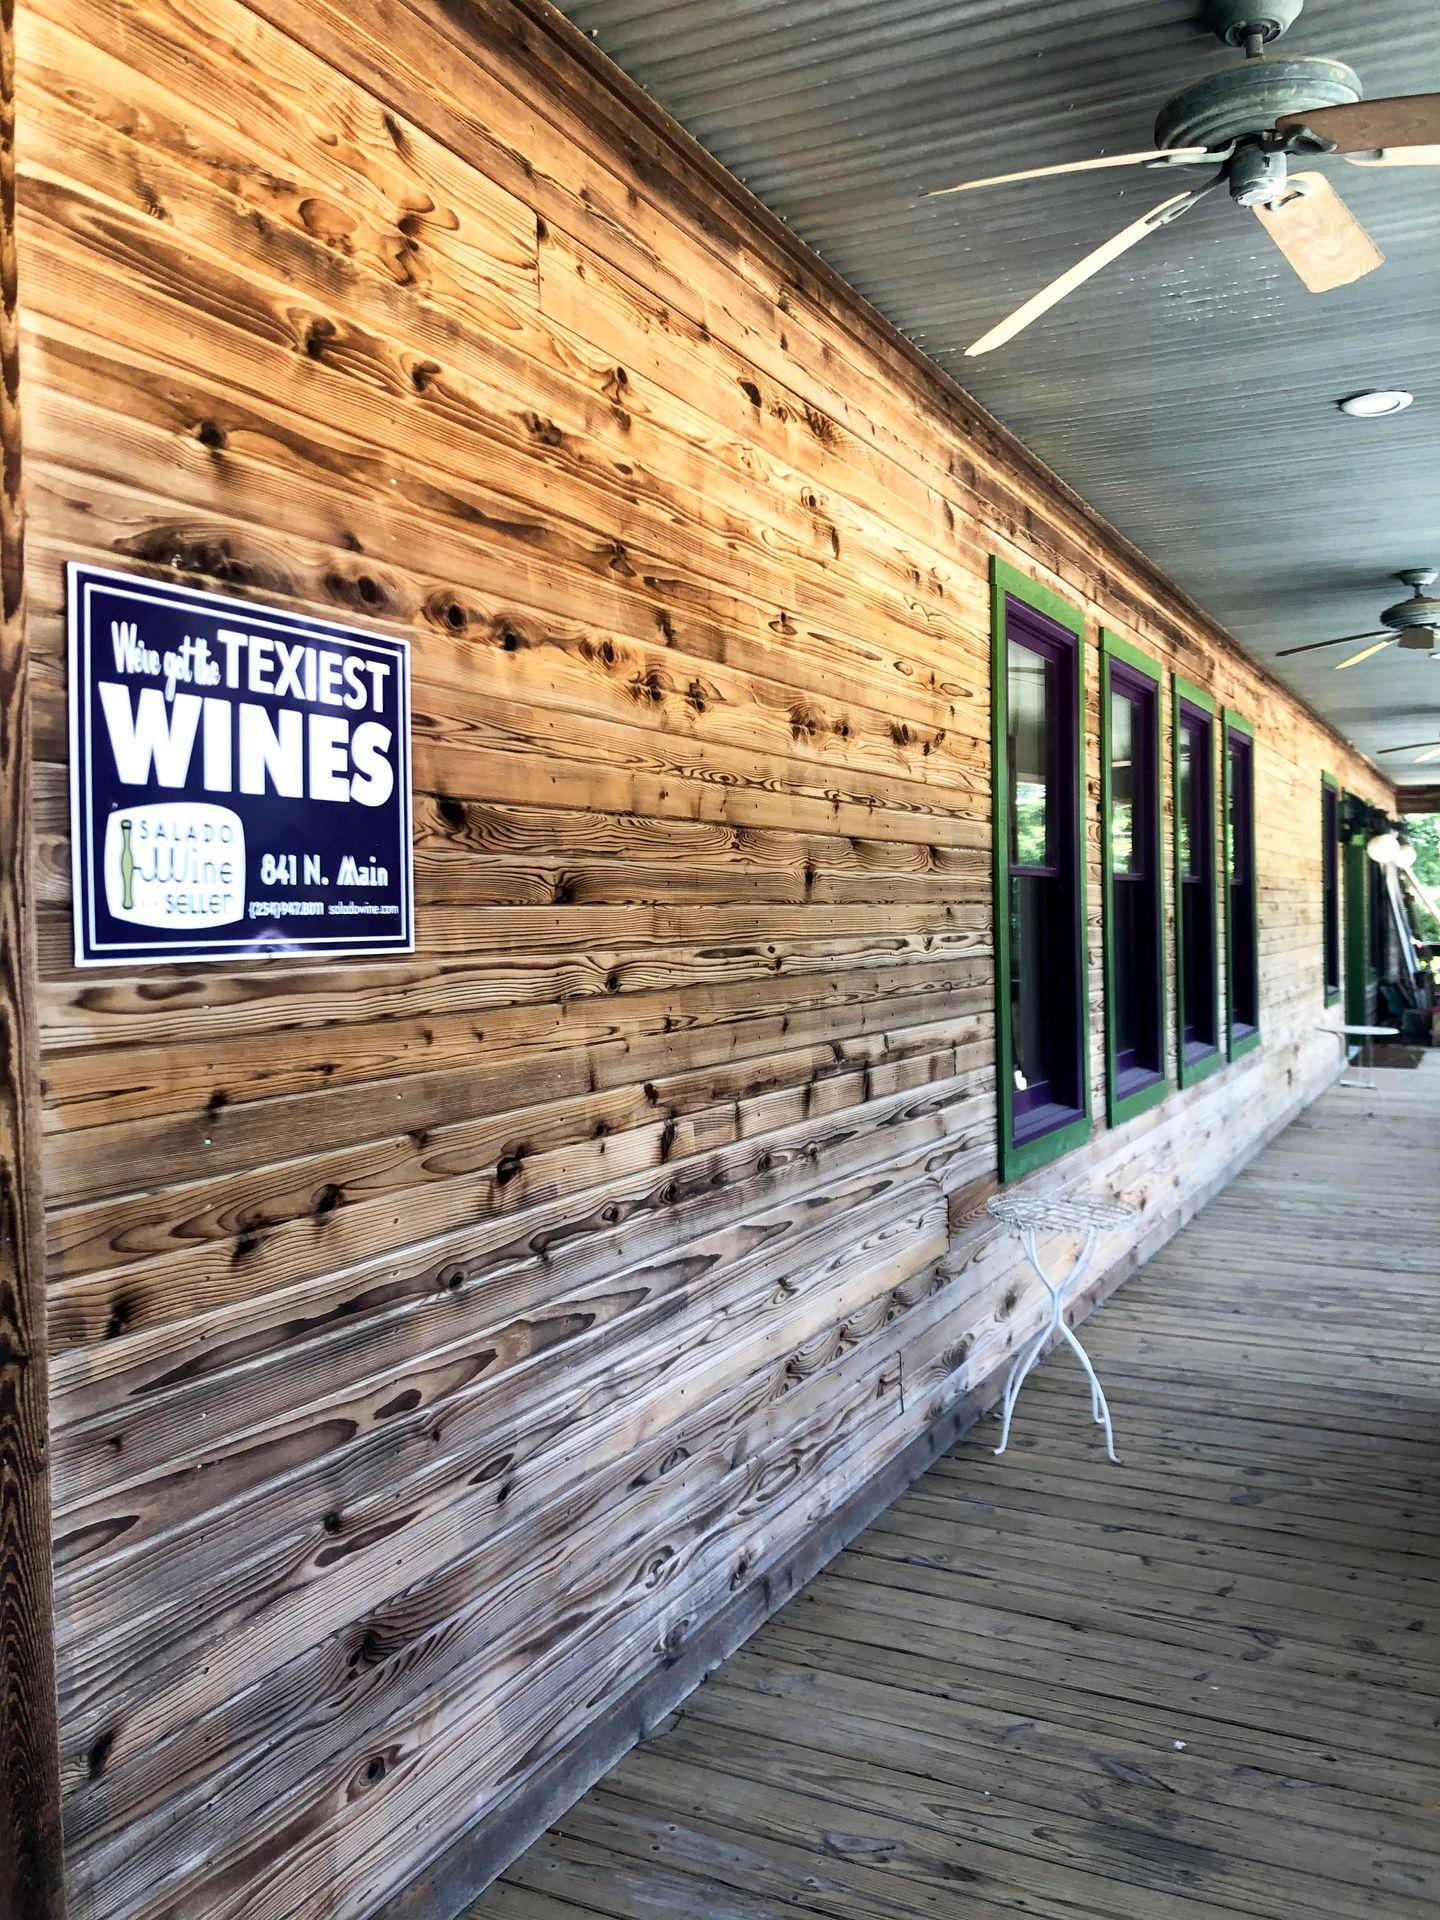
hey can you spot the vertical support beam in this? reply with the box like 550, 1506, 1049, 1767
0, 2, 65, 1913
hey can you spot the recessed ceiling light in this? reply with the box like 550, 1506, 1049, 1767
1337, 389, 1415, 417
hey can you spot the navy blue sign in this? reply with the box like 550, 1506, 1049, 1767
69, 565, 413, 967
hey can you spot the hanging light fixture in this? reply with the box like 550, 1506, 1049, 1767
1366, 829, 1401, 864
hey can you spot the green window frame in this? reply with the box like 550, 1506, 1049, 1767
1321, 773, 1341, 1006
1342, 794, 1369, 1030
1172, 673, 1222, 1089
1100, 630, 1167, 1127
990, 556, 1091, 1183
1222, 709, 1260, 1060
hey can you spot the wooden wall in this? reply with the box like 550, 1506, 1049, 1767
6, 0, 1391, 1915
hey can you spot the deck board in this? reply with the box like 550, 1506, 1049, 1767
474, 1062, 1440, 1918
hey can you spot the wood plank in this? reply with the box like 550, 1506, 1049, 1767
0, 0, 65, 1905
476, 1061, 1440, 1920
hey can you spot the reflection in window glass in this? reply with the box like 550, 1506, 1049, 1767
1008, 644, 1051, 868
1226, 750, 1244, 880
1109, 690, 1137, 873
1009, 877, 1051, 1094
1178, 726, 1195, 876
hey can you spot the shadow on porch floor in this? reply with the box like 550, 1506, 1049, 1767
473, 1060, 1440, 1920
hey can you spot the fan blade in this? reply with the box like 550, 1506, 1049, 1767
1416, 744, 1440, 765
1277, 93, 1440, 154
1344, 146, 1440, 168
924, 147, 1214, 197
964, 184, 1216, 357
1252, 173, 1383, 293
1377, 739, 1440, 754
1275, 630, 1388, 658
1335, 639, 1394, 670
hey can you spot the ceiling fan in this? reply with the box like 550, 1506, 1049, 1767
1377, 738, 1440, 765
1275, 570, 1440, 670
925, 0, 1440, 356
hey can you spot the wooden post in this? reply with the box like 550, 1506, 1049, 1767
0, 0, 66, 1912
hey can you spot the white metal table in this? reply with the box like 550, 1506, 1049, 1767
1318, 1021, 1398, 1091
987, 1191, 1137, 1465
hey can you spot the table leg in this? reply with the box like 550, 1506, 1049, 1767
994, 1226, 1118, 1462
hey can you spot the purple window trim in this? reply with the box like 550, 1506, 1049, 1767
1178, 698, 1218, 1059
1005, 600, 1084, 1142
1108, 661, 1164, 1091
1227, 730, 1258, 1036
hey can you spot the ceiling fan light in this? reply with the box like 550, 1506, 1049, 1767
1337, 389, 1415, 417
1366, 830, 1402, 865
1395, 840, 1418, 868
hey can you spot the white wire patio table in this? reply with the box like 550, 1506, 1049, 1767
1317, 1021, 1398, 1091
986, 1190, 1138, 1465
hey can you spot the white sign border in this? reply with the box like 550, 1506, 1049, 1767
68, 562, 416, 969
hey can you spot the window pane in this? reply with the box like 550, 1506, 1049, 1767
1111, 876, 1139, 1061
1109, 690, 1138, 873
1008, 642, 1052, 868
1178, 722, 1199, 877
1178, 705, 1216, 1058
1226, 738, 1247, 881
1227, 732, 1258, 1035
1009, 873, 1052, 1098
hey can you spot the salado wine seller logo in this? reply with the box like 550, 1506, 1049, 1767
68, 565, 413, 968
103, 802, 246, 929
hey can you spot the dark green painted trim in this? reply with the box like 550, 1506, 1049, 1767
990, 556, 1085, 639
1342, 798, 1369, 1031
990, 557, 1091, 1184
1100, 630, 1167, 1128
1222, 708, 1260, 1062
1172, 673, 1222, 1089
1099, 626, 1161, 684
1322, 772, 1341, 1007
1172, 672, 1215, 718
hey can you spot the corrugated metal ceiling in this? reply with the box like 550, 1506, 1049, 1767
552, 0, 1440, 777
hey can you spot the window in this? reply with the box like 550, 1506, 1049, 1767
991, 559, 1089, 1181
1101, 632, 1166, 1124
1342, 799, 1368, 1029
1173, 676, 1220, 1087
1322, 776, 1341, 1003
1368, 852, 1386, 978
1223, 711, 1259, 1058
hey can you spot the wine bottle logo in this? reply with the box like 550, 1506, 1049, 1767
118, 818, 135, 910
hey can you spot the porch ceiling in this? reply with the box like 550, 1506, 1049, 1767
551, 0, 1440, 779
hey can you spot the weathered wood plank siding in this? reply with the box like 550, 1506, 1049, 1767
8, 1, 1391, 1915
0, 0, 66, 1910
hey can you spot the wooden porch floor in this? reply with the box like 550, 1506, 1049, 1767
474, 1061, 1440, 1920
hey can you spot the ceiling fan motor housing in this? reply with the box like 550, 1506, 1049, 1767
1383, 571, 1440, 650
1202, 0, 1304, 48
1154, 57, 1362, 152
